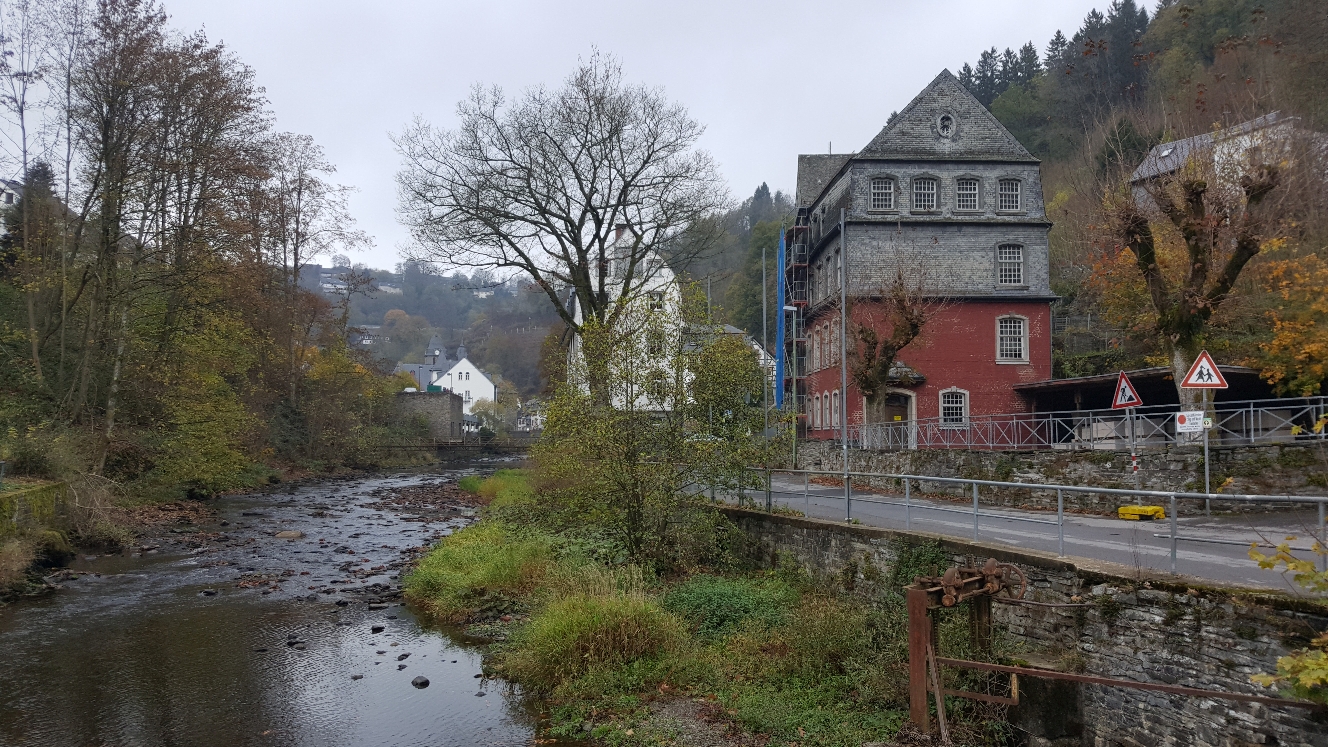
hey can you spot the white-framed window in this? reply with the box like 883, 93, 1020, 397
956, 178, 979, 211
822, 391, 830, 429
812, 394, 820, 429
832, 390, 840, 427
997, 315, 1028, 362
647, 291, 665, 310
465, 390, 472, 402
913, 177, 937, 211
870, 178, 895, 210
940, 388, 969, 426
998, 179, 1021, 211
997, 244, 1024, 286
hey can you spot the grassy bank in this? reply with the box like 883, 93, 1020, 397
405, 471, 1009, 747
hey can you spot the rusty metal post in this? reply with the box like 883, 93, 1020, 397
907, 585, 931, 730
970, 595, 993, 653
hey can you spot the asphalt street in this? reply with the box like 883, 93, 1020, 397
727, 475, 1326, 593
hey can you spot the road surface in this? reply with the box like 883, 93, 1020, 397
724, 475, 1324, 593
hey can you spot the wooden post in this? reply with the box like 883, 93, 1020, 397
907, 585, 931, 730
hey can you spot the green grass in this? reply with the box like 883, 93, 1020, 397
663, 574, 799, 637
503, 591, 688, 690
457, 475, 483, 494
403, 522, 552, 622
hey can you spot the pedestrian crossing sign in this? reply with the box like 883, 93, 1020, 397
1111, 371, 1142, 409
1180, 350, 1228, 389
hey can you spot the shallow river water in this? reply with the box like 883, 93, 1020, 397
0, 467, 547, 747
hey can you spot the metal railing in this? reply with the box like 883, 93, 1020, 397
851, 396, 1328, 451
725, 466, 1328, 577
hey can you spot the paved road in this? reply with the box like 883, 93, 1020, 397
726, 475, 1325, 593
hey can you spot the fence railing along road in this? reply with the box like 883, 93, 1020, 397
851, 395, 1328, 451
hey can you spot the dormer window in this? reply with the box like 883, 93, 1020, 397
998, 179, 1021, 211
913, 178, 937, 212
869, 178, 895, 210
956, 178, 979, 211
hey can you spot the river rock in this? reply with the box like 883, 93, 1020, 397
397, 653, 410, 661
371, 625, 385, 633
411, 676, 429, 688
368, 603, 388, 610
475, 691, 485, 697
274, 530, 304, 539
200, 589, 218, 596
397, 664, 407, 671
351, 674, 364, 680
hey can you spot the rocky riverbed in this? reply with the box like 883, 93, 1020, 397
0, 466, 556, 747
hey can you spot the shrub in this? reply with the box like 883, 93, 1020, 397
404, 522, 552, 622
457, 475, 483, 494
504, 591, 687, 691
663, 574, 798, 637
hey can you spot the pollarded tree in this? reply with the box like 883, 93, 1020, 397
1114, 151, 1286, 406
394, 52, 729, 388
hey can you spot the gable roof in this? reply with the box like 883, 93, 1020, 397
796, 154, 853, 207
1130, 111, 1288, 183
858, 70, 1036, 162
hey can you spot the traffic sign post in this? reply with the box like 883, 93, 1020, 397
1112, 372, 1143, 494
1180, 351, 1228, 512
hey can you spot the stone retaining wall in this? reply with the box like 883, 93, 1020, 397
720, 506, 1328, 747
794, 440, 1328, 514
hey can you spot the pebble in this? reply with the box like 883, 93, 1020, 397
397, 664, 407, 671
275, 530, 304, 539
397, 653, 410, 661
475, 692, 485, 697
411, 676, 429, 688
351, 675, 363, 680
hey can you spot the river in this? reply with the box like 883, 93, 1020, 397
0, 466, 554, 747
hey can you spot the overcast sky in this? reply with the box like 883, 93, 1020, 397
164, 0, 1107, 270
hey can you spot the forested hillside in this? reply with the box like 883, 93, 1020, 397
959, 0, 1328, 391
0, 1, 425, 503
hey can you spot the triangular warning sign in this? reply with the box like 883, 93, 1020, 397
1111, 371, 1143, 409
1181, 350, 1228, 389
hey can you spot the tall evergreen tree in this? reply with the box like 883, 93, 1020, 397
1017, 41, 1042, 82
1045, 30, 1069, 68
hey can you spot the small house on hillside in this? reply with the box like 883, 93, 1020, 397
1130, 111, 1302, 211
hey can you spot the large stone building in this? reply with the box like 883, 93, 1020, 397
788, 70, 1054, 439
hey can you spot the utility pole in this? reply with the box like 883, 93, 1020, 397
762, 244, 768, 432
785, 304, 799, 468
840, 209, 850, 522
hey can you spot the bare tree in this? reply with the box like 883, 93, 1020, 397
394, 52, 728, 343
847, 240, 945, 421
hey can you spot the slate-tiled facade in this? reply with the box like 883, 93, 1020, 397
790, 70, 1054, 438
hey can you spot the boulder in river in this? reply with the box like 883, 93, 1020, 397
371, 625, 385, 633
411, 676, 429, 688
274, 530, 304, 539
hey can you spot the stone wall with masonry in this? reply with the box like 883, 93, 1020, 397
720, 506, 1328, 747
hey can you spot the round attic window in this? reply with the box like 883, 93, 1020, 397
937, 113, 956, 138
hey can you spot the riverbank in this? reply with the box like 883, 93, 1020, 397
403, 471, 1007, 747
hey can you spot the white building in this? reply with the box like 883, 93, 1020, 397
432, 351, 495, 416
565, 226, 684, 410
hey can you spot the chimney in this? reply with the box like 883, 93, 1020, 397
614, 223, 628, 241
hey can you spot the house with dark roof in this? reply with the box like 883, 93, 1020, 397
1130, 111, 1299, 210
785, 70, 1054, 438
